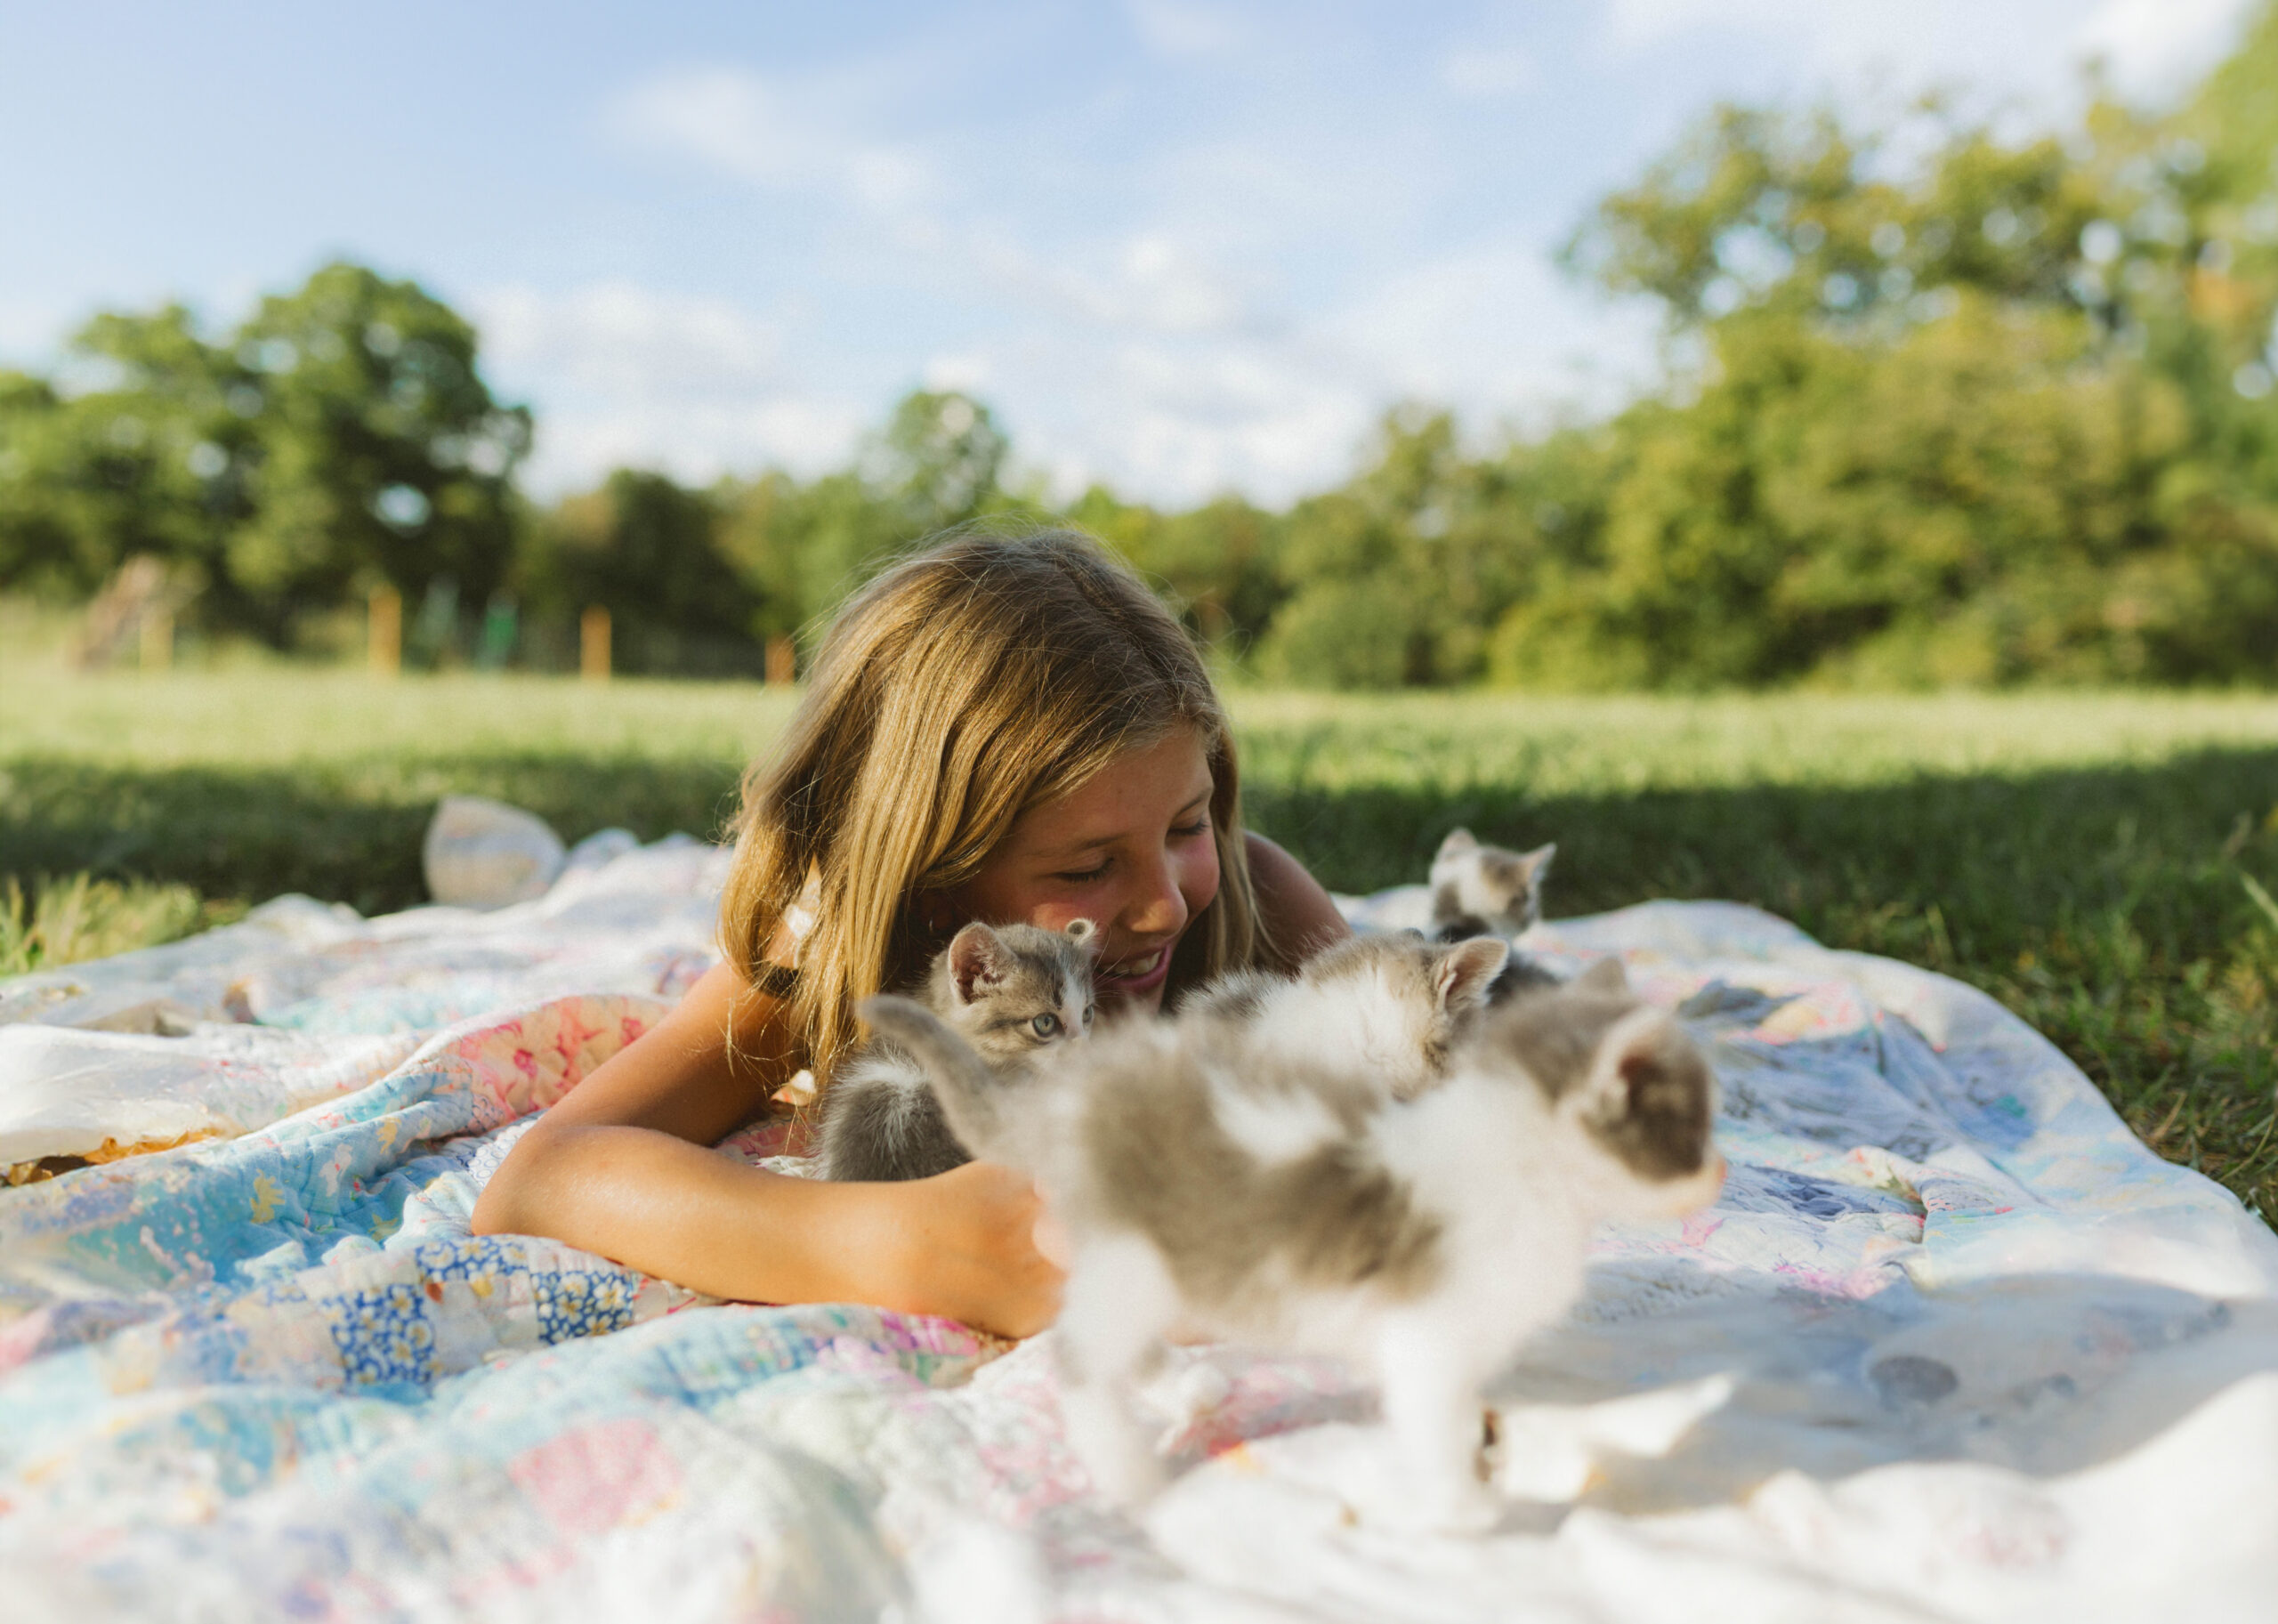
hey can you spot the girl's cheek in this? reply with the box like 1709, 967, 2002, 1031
1177, 835, 1222, 917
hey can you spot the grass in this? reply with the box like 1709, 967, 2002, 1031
4, 666, 2276, 1216
0, 872, 245, 976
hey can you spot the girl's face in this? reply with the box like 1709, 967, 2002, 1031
947, 729, 1220, 1014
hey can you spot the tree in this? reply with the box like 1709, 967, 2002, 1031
0, 263, 529, 645
228, 263, 530, 638
521, 471, 768, 675
1518, 28, 2278, 689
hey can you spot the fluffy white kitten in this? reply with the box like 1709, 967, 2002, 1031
1429, 828, 1555, 941
1182, 931, 1510, 1102
860, 957, 1723, 1531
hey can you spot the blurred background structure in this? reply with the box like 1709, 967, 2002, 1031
3, 0, 2276, 686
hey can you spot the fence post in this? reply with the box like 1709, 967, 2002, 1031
139, 608, 174, 672
581, 606, 612, 682
765, 634, 796, 686
368, 586, 402, 677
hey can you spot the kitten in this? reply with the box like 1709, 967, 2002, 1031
1430, 828, 1560, 1000
860, 956, 1722, 1530
812, 918, 1096, 1182
1183, 932, 1510, 1102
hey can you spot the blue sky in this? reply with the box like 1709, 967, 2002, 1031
0, 0, 2254, 505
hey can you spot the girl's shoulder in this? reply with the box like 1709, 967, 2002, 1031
1242, 830, 1350, 970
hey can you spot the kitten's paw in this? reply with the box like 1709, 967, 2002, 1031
1256, 1425, 1502, 1534
1081, 1441, 1169, 1508
1063, 1393, 1170, 1508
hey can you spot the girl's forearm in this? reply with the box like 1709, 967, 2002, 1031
471, 1122, 904, 1307
470, 1122, 1062, 1336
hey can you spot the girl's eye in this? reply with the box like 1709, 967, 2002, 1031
1031, 1012, 1062, 1038
1055, 861, 1111, 884
1171, 820, 1209, 840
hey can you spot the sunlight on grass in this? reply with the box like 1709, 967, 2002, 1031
4, 668, 2276, 1220
0, 873, 243, 975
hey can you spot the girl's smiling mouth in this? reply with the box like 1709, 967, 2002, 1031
1095, 942, 1173, 997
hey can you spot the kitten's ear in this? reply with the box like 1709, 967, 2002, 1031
1575, 957, 1628, 996
1521, 843, 1555, 888
1583, 1007, 1669, 1121
1062, 917, 1098, 956
1435, 935, 1509, 1013
1435, 828, 1479, 862
947, 923, 1009, 1005
1581, 1006, 1719, 1192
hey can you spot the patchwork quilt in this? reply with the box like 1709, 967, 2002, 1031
2, 830, 2274, 1621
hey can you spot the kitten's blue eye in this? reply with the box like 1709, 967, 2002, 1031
1083, 1004, 1096, 1027
1031, 1012, 1061, 1038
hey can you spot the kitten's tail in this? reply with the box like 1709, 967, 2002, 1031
856, 996, 1024, 1167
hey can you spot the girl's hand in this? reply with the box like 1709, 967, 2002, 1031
861, 1160, 1065, 1339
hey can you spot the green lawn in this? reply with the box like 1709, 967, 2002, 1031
4, 667, 2277, 1218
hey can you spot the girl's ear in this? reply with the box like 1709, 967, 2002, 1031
910, 889, 955, 938
947, 923, 1008, 1004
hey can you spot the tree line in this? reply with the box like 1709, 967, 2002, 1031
4, 7, 2276, 687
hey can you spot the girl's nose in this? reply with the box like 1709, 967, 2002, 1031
1122, 850, 1189, 941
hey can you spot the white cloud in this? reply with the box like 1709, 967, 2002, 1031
474, 282, 782, 400
584, 50, 1660, 509
962, 242, 1662, 510
1014, 232, 1251, 336
2074, 0, 2255, 100
1441, 44, 1539, 98
525, 396, 865, 497
920, 352, 993, 394
1602, 0, 2254, 109
0, 296, 75, 363
469, 282, 862, 496
609, 65, 938, 212
1329, 241, 1659, 422
1107, 338, 1368, 495
1124, 0, 1246, 59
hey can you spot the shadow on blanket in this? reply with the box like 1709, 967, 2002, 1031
1501, 1259, 2278, 1511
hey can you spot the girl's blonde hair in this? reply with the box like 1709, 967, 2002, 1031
720, 526, 1261, 1084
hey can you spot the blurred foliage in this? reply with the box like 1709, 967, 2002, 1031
0, 263, 529, 646
1520, 15, 2278, 689
4, 10, 2278, 683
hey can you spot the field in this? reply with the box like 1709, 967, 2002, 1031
4, 665, 2278, 1220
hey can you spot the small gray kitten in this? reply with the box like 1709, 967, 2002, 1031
1429, 828, 1560, 999
860, 956, 1722, 1531
1184, 932, 1509, 1102
812, 918, 1096, 1182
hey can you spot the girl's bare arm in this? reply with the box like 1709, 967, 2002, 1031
470, 959, 1062, 1337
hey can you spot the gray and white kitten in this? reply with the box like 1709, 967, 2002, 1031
860, 956, 1723, 1531
813, 918, 1096, 1183
1430, 828, 1560, 999
1183, 932, 1510, 1102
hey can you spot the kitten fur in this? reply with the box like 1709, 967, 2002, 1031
813, 918, 1095, 1182
1183, 932, 1509, 1102
1429, 828, 1560, 1000
860, 956, 1722, 1529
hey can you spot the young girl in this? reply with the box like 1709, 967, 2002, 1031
471, 528, 1349, 1338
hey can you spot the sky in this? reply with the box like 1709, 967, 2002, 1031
0, 0, 2258, 506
